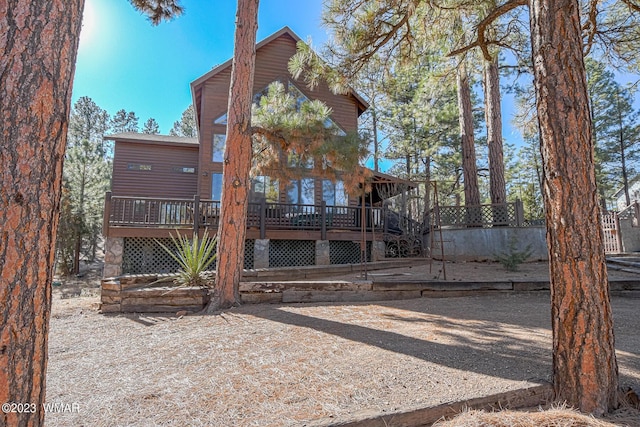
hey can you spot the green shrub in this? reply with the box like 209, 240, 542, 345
155, 230, 217, 288
494, 237, 533, 272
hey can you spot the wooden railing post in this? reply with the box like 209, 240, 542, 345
515, 199, 525, 227
103, 191, 112, 238
259, 199, 266, 240
193, 195, 200, 236
320, 201, 327, 240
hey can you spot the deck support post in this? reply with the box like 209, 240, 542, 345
103, 237, 124, 278
316, 240, 330, 266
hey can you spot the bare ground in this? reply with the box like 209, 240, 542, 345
45, 261, 640, 426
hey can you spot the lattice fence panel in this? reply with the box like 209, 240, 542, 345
122, 237, 256, 274
269, 240, 315, 267
329, 241, 370, 264
244, 239, 255, 270
123, 238, 182, 275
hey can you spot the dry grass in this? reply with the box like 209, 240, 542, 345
434, 406, 640, 427
45, 291, 640, 427
45, 261, 640, 426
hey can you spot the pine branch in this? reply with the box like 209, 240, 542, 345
447, 0, 527, 60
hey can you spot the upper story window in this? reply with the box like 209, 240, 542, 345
213, 80, 346, 136
212, 134, 225, 162
172, 166, 196, 174
211, 173, 223, 201
127, 163, 152, 171
214, 113, 227, 125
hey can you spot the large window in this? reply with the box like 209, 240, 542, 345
211, 173, 223, 201
212, 134, 225, 162
287, 178, 315, 207
250, 176, 279, 203
322, 180, 348, 207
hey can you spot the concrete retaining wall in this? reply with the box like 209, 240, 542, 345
432, 226, 548, 262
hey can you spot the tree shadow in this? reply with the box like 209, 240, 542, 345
247, 293, 640, 388
248, 302, 552, 384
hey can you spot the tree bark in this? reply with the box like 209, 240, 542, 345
529, 0, 619, 414
456, 60, 481, 207
483, 56, 506, 205
209, 0, 259, 311
0, 1, 84, 426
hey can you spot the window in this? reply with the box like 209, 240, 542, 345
287, 178, 315, 207
250, 176, 279, 203
214, 113, 227, 125
322, 180, 348, 206
127, 163, 152, 171
253, 85, 272, 105
172, 166, 196, 174
211, 173, 223, 201
287, 151, 313, 169
212, 134, 225, 162
288, 81, 346, 135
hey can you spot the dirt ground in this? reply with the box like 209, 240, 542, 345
45, 261, 640, 426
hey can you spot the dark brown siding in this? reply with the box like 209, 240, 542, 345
197, 32, 361, 199
112, 141, 199, 198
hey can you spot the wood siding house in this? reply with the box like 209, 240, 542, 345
102, 27, 417, 277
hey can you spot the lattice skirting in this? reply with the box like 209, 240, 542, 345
121, 238, 370, 274
330, 241, 371, 264
269, 240, 316, 268
122, 237, 255, 274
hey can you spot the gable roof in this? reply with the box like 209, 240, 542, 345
190, 26, 368, 128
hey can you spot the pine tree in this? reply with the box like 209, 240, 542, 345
110, 108, 139, 133
0, 2, 84, 425
142, 117, 161, 134
58, 97, 111, 274
251, 81, 369, 190
586, 58, 640, 208
0, 3, 180, 424
207, 0, 260, 311
169, 105, 197, 137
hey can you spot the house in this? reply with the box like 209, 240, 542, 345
102, 27, 418, 278
613, 177, 640, 211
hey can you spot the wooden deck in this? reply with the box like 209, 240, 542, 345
103, 193, 409, 241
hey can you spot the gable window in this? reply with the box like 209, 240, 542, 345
211, 173, 223, 201
212, 134, 225, 162
214, 113, 227, 125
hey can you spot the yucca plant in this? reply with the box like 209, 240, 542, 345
155, 230, 217, 288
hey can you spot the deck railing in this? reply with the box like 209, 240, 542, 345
104, 193, 390, 238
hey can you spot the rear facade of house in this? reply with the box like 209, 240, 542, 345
102, 27, 419, 278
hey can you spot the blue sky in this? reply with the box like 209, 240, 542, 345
73, 0, 329, 134
73, 1, 640, 158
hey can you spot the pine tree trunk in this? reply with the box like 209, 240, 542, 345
483, 57, 506, 205
209, 0, 259, 311
529, 0, 619, 415
457, 60, 481, 208
0, 1, 84, 426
